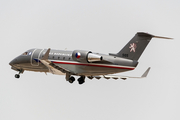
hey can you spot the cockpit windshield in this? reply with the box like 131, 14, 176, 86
22, 52, 28, 55
22, 51, 32, 56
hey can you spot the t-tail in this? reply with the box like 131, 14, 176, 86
110, 32, 172, 61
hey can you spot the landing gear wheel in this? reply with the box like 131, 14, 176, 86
15, 74, 20, 78
69, 76, 75, 83
78, 76, 85, 84
14, 69, 23, 79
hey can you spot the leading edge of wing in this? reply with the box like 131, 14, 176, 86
40, 48, 70, 75
92, 67, 151, 80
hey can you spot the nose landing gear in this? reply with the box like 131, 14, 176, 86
14, 69, 24, 79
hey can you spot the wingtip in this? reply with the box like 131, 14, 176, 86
141, 67, 151, 77
41, 48, 51, 60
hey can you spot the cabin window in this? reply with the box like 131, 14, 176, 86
63, 57, 65, 60
58, 57, 60, 59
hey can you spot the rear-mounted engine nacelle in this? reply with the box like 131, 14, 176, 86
72, 50, 103, 63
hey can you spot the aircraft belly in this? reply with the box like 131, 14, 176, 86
54, 63, 131, 76
12, 63, 49, 72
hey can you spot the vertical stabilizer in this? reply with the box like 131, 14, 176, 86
110, 32, 172, 61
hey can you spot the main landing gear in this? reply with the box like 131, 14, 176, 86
77, 76, 85, 84
66, 73, 85, 84
15, 69, 24, 79
69, 76, 75, 83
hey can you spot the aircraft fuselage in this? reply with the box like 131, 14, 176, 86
10, 48, 138, 76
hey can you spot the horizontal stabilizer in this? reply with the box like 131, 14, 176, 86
153, 36, 173, 39
137, 32, 173, 39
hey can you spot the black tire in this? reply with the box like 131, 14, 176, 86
15, 74, 20, 78
69, 76, 75, 83
78, 77, 85, 84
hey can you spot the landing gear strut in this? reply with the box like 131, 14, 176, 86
66, 73, 75, 83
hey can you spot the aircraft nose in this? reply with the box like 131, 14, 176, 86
9, 58, 19, 66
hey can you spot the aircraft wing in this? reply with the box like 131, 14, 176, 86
39, 48, 70, 75
40, 48, 151, 79
89, 67, 151, 80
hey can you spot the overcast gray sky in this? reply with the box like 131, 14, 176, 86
0, 0, 180, 120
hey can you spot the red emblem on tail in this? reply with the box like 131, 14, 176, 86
129, 43, 137, 52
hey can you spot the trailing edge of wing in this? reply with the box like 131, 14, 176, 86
91, 67, 151, 80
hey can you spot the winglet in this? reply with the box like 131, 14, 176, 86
41, 48, 51, 60
141, 67, 151, 77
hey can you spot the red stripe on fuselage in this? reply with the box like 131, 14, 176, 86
52, 61, 135, 70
